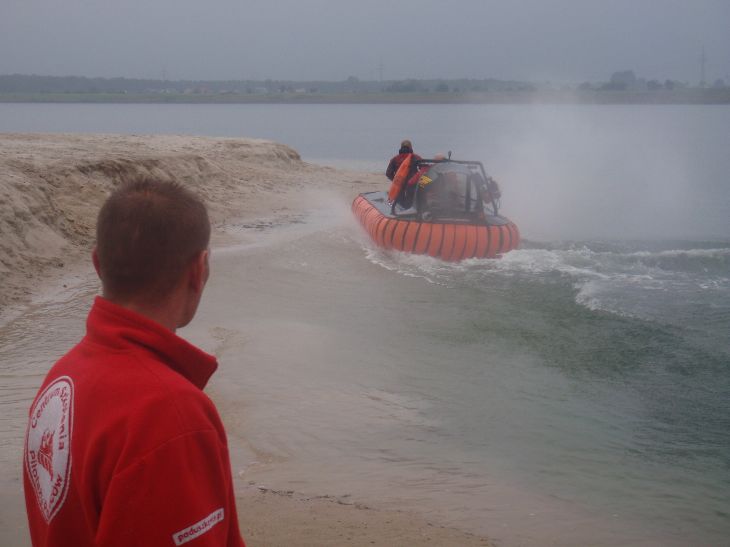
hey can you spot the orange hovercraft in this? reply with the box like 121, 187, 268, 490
352, 154, 520, 261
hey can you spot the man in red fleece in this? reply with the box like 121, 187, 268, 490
23, 178, 245, 546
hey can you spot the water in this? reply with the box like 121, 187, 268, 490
1, 103, 729, 545
377, 242, 730, 532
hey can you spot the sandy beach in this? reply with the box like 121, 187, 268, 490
0, 133, 493, 546
0, 132, 368, 312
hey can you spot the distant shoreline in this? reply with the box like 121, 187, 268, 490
2, 89, 730, 105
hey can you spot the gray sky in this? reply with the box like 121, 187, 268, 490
2, 0, 729, 83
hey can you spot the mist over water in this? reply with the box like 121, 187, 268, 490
492, 106, 730, 241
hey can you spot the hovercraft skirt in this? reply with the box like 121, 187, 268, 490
352, 193, 520, 261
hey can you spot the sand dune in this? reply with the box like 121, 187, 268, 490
0, 133, 373, 310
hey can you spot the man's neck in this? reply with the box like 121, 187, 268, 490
104, 295, 182, 332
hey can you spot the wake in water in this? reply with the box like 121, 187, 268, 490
365, 238, 730, 325
358, 235, 730, 544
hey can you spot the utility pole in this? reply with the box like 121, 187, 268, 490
700, 44, 706, 88
378, 59, 384, 83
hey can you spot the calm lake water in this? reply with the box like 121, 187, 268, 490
1, 103, 729, 545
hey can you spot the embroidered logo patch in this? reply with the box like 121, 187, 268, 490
25, 376, 74, 523
173, 508, 225, 546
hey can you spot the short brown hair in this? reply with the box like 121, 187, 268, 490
95, 178, 210, 301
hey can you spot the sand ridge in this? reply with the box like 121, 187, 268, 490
0, 133, 376, 311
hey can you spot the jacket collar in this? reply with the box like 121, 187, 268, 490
85, 296, 218, 390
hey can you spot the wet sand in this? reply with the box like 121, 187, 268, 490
0, 134, 493, 546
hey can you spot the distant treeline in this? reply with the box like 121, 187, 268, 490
0, 74, 535, 94
1, 74, 729, 104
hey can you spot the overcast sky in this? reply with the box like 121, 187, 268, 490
2, 0, 729, 83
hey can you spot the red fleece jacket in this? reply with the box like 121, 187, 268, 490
24, 296, 245, 547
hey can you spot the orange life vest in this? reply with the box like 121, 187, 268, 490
387, 153, 413, 202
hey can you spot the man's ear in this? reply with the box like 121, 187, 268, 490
92, 247, 101, 277
189, 250, 209, 293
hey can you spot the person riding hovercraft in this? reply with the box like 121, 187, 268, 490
386, 151, 502, 223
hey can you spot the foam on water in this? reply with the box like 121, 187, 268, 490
364, 240, 730, 326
